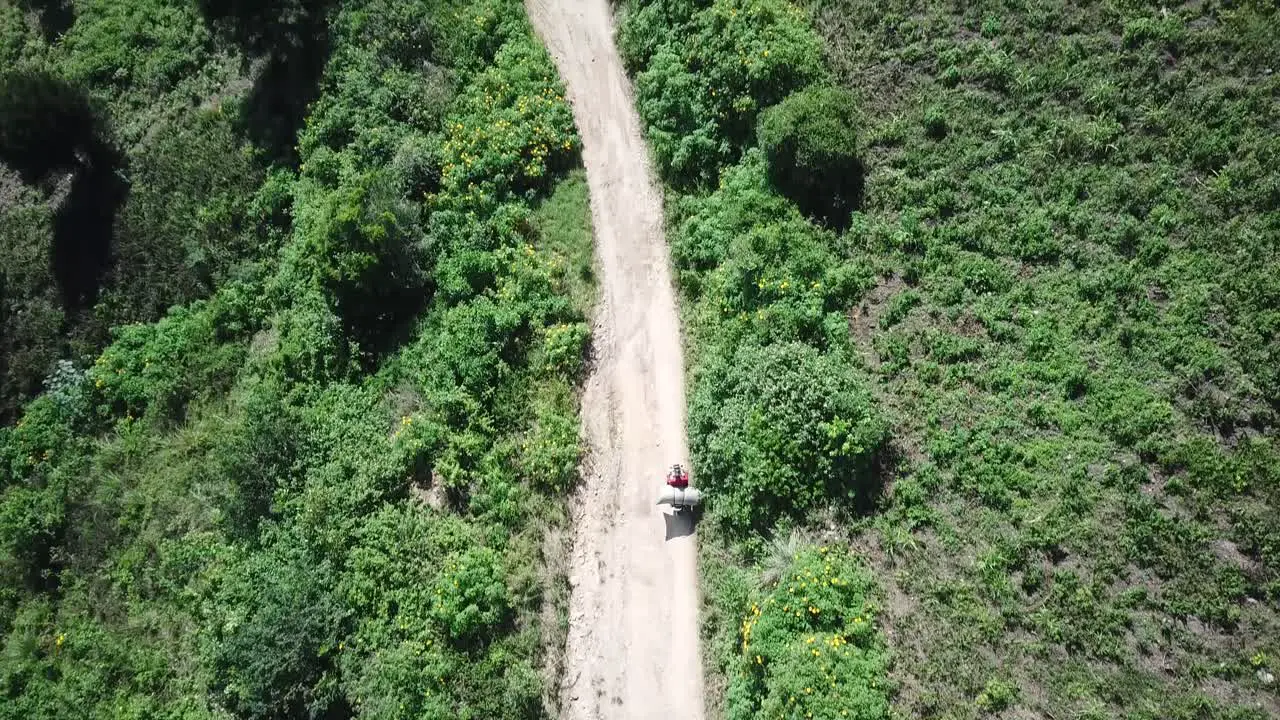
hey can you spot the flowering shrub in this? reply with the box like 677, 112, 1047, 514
432, 37, 579, 208
730, 546, 889, 720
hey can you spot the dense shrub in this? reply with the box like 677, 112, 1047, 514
290, 169, 428, 360
690, 342, 888, 534
729, 546, 889, 720
89, 297, 251, 423
431, 546, 511, 644
757, 85, 862, 228
206, 534, 348, 719
628, 0, 826, 185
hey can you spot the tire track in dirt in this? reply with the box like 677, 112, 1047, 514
524, 1, 705, 718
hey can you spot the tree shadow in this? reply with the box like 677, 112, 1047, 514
197, 0, 335, 165
0, 69, 127, 314
19, 0, 75, 42
51, 152, 127, 311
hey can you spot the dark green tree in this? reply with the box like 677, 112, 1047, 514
757, 85, 862, 229
689, 342, 888, 535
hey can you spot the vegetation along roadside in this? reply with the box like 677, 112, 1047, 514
1, 0, 593, 717
617, 0, 1278, 718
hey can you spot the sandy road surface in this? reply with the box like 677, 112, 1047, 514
524, 1, 705, 718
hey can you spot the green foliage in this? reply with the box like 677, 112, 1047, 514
729, 546, 888, 720
793, 0, 1280, 715
89, 298, 251, 424
757, 85, 862, 227
529, 169, 595, 312
1, 2, 593, 718
0, 5, 275, 424
0, 482, 66, 591
626, 0, 826, 185
59, 0, 213, 96
691, 342, 888, 534
538, 321, 590, 380
431, 546, 511, 643
0, 5, 45, 66
205, 533, 347, 718
431, 35, 579, 206
1090, 377, 1174, 448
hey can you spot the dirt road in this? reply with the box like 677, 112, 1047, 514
524, 1, 705, 718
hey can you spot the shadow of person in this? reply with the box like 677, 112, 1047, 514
663, 510, 698, 541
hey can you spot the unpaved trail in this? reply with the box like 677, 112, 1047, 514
524, 1, 705, 718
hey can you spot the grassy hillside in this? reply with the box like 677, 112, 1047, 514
618, 0, 1278, 718
0, 1, 592, 717
810, 2, 1279, 717
0, 0, 274, 423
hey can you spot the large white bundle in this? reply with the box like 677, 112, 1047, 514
656, 486, 702, 507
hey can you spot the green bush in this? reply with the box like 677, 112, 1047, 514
1091, 377, 1174, 448
757, 85, 862, 227
0, 483, 66, 592
729, 545, 888, 720
538, 321, 590, 380
431, 546, 511, 644
518, 388, 582, 494
289, 169, 428, 359
690, 342, 888, 534
88, 299, 249, 424
630, 0, 825, 185
672, 154, 874, 349
205, 534, 348, 719
976, 678, 1018, 713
